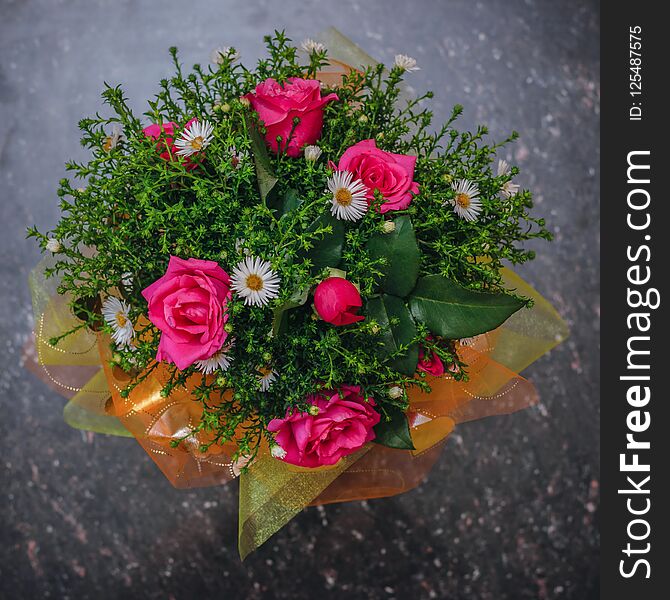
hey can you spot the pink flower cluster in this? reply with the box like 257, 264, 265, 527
138, 77, 435, 468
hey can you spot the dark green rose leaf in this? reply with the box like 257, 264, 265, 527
366, 294, 419, 375
271, 287, 310, 336
409, 275, 527, 338
373, 408, 415, 450
247, 118, 278, 201
366, 216, 420, 298
278, 188, 302, 218
303, 212, 345, 272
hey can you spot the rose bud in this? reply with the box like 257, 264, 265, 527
314, 277, 364, 326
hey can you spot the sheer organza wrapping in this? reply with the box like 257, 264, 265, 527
28, 256, 566, 557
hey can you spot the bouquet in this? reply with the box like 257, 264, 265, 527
27, 29, 567, 557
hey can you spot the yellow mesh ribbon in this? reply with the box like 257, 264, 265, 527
238, 449, 369, 560
28, 257, 130, 437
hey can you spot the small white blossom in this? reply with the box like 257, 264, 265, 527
228, 146, 247, 170
301, 38, 326, 54
393, 54, 420, 72
210, 46, 240, 65
103, 125, 124, 152
382, 221, 396, 234
446, 179, 482, 222
270, 444, 287, 460
194, 340, 235, 375
303, 145, 323, 162
497, 159, 520, 198
257, 369, 277, 392
388, 386, 404, 399
231, 256, 281, 307
327, 171, 369, 222
102, 296, 135, 346
46, 238, 62, 253
174, 119, 214, 157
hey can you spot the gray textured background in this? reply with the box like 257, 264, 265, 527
0, 0, 600, 598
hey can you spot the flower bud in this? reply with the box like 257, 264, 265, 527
388, 386, 403, 399
303, 145, 322, 162
313, 277, 364, 326
382, 221, 396, 234
46, 238, 62, 253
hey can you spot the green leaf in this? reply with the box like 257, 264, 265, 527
278, 188, 302, 218
271, 287, 310, 336
366, 216, 420, 298
373, 409, 415, 450
366, 294, 418, 376
303, 212, 345, 272
408, 275, 527, 338
247, 118, 278, 201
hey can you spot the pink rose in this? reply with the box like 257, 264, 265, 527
417, 336, 445, 376
143, 118, 198, 169
332, 139, 420, 213
268, 386, 380, 467
142, 256, 232, 370
314, 277, 364, 326
244, 77, 338, 157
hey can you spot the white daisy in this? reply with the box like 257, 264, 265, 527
327, 171, 369, 221
46, 238, 62, 253
228, 146, 247, 170
303, 145, 322, 162
230, 256, 281, 307
102, 296, 135, 346
174, 119, 214, 157
393, 54, 420, 72
270, 444, 287, 460
301, 38, 326, 54
497, 159, 520, 199
194, 339, 235, 375
447, 179, 482, 222
103, 125, 124, 152
234, 237, 250, 256
210, 46, 240, 65
120, 272, 134, 289
257, 368, 277, 392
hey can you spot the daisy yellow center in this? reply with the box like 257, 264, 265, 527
335, 188, 353, 207
190, 136, 205, 150
246, 274, 264, 291
455, 192, 471, 208
103, 136, 113, 152
115, 312, 128, 328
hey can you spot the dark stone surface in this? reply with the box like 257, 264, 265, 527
0, 0, 599, 598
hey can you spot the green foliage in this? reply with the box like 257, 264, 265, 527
27, 31, 551, 458
373, 409, 415, 450
366, 216, 420, 297
409, 275, 528, 338
366, 295, 419, 376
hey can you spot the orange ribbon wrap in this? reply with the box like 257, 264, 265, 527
28, 253, 566, 557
